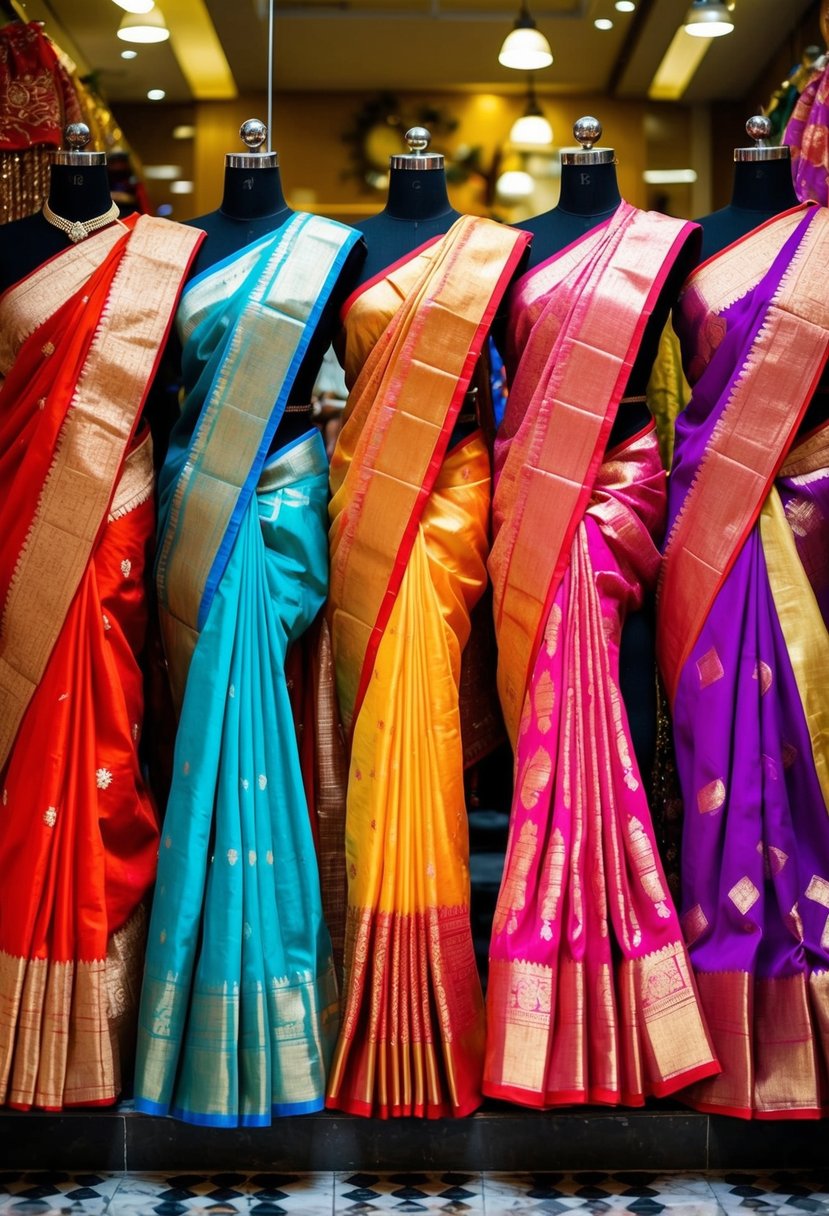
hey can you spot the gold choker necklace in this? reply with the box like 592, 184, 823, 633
42, 199, 120, 244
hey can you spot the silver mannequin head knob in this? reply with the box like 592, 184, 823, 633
390, 125, 444, 170
240, 118, 268, 151
734, 113, 788, 163
574, 116, 602, 151
53, 120, 105, 166
561, 115, 615, 166
746, 115, 771, 147
226, 117, 278, 169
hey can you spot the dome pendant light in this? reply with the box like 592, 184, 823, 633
510, 76, 553, 146
683, 0, 734, 38
499, 2, 553, 71
117, 7, 170, 43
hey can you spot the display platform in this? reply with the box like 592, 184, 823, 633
1, 1103, 825, 1173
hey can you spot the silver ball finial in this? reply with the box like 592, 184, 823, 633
746, 114, 771, 145
240, 118, 268, 151
405, 126, 431, 154
574, 116, 602, 150
65, 122, 91, 151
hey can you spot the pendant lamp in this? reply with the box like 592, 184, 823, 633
683, 0, 734, 38
112, 0, 155, 13
117, 7, 170, 43
510, 77, 553, 146
499, 3, 553, 71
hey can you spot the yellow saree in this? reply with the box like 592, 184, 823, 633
325, 216, 529, 1118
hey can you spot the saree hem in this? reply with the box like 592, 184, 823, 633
685, 1098, 827, 1121
325, 1092, 482, 1120
482, 1059, 721, 1110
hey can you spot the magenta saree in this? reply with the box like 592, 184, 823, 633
484, 202, 718, 1108
659, 203, 829, 1119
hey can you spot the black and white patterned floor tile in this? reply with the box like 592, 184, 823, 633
707, 1174, 829, 1216
107, 1174, 334, 1216
481, 1173, 719, 1214
0, 1173, 828, 1216
0, 1173, 121, 1214
335, 1172, 483, 1213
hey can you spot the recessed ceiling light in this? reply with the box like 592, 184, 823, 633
120, 49, 138, 59
170, 180, 194, 195
594, 18, 614, 30
147, 88, 166, 101
172, 125, 196, 140
615, 1, 635, 10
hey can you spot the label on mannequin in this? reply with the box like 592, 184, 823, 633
243, 176, 254, 190
580, 172, 591, 186
72, 174, 84, 185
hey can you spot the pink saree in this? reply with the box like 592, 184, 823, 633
484, 202, 719, 1107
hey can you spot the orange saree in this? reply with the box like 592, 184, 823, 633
325, 216, 530, 1118
0, 214, 201, 1109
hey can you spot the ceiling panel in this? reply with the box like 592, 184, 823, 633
25, 0, 821, 104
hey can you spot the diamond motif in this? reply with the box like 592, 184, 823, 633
43, 807, 57, 828
96, 767, 113, 790
120, 559, 132, 577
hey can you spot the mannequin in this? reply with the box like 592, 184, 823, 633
516, 118, 698, 772
182, 119, 365, 447
0, 122, 121, 291
518, 117, 697, 450
355, 127, 462, 282
697, 114, 825, 432
324, 128, 532, 1120
698, 115, 799, 260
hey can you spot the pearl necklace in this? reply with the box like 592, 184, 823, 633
42, 199, 120, 244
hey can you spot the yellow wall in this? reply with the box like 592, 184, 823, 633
116, 89, 655, 223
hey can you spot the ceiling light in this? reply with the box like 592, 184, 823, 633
643, 168, 699, 184
117, 8, 169, 43
615, 0, 635, 10
172, 125, 196, 140
683, 0, 734, 37
112, 0, 155, 12
147, 88, 166, 100
170, 180, 194, 195
143, 164, 182, 179
496, 170, 534, 200
498, 3, 553, 71
510, 77, 553, 146
594, 18, 614, 29
120, 49, 138, 59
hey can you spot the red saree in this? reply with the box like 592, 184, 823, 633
0, 214, 201, 1109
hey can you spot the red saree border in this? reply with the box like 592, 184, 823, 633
658, 207, 829, 704
0, 217, 203, 769
510, 214, 614, 297
339, 234, 443, 321
492, 206, 697, 743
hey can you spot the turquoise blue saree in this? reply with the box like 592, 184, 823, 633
134, 212, 360, 1127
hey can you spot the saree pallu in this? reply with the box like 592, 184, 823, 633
485, 202, 719, 1108
0, 214, 202, 1108
134, 213, 361, 1127
659, 203, 829, 1119
325, 216, 530, 1118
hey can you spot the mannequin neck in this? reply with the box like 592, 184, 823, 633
557, 158, 621, 216
220, 164, 290, 221
46, 163, 114, 221
730, 156, 799, 212
384, 165, 454, 221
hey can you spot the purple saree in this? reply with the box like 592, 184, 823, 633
659, 203, 829, 1119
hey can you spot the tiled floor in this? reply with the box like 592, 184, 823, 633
0, 1173, 827, 1216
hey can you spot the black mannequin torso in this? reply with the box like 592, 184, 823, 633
355, 165, 461, 284
0, 162, 119, 293
696, 155, 827, 434
183, 163, 365, 448
697, 157, 799, 260
516, 156, 698, 448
